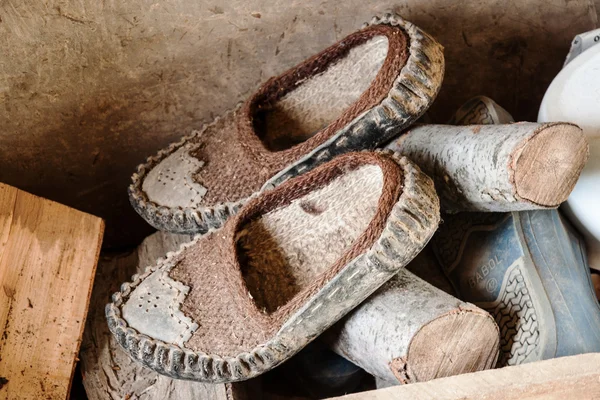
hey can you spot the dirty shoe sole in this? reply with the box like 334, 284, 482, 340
108, 151, 440, 382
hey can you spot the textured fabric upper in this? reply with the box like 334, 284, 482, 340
142, 111, 267, 210
143, 152, 405, 357
190, 111, 274, 206
142, 24, 409, 209
238, 164, 384, 313
257, 36, 389, 151
238, 24, 408, 177
169, 231, 269, 356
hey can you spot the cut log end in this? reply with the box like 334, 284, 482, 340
400, 307, 500, 383
514, 123, 588, 207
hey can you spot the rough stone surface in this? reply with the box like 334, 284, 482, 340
0, 0, 597, 247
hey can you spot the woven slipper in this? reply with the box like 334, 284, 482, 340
129, 13, 444, 234
107, 150, 440, 382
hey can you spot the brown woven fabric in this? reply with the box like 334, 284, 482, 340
188, 24, 409, 207
169, 231, 271, 355
170, 152, 404, 356
190, 111, 274, 207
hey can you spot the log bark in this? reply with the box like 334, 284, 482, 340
387, 122, 588, 212
375, 377, 397, 389
326, 266, 500, 384
80, 231, 259, 400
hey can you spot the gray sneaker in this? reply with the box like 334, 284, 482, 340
434, 210, 600, 366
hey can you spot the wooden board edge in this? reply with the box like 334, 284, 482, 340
0, 182, 105, 227
67, 218, 104, 399
328, 353, 600, 400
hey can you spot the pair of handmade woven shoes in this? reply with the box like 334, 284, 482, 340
107, 13, 444, 383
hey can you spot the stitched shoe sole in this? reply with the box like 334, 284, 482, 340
108, 152, 440, 382
128, 13, 444, 234
128, 107, 245, 235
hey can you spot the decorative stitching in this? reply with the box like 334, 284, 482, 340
128, 105, 245, 234
160, 269, 196, 342
262, 14, 444, 190
108, 150, 439, 382
128, 13, 444, 234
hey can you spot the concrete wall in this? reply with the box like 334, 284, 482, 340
1, 0, 597, 247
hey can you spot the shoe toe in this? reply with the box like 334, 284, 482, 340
121, 266, 198, 347
143, 146, 208, 209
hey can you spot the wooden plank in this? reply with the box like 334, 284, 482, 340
80, 231, 259, 400
0, 183, 104, 400
329, 353, 600, 400
0, 185, 18, 334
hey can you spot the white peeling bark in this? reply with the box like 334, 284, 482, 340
326, 267, 499, 384
387, 122, 585, 212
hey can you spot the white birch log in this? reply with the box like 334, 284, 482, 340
80, 231, 260, 400
387, 122, 588, 212
326, 266, 500, 384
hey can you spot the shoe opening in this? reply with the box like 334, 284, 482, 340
250, 27, 394, 151
237, 163, 385, 313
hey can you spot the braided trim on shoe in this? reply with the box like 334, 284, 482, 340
262, 13, 445, 190
107, 150, 440, 383
128, 105, 246, 234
